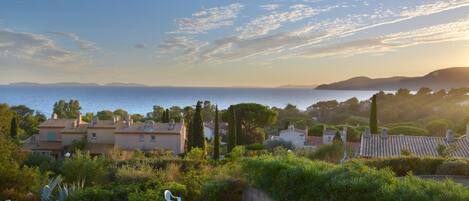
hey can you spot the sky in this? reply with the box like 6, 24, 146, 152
1, 0, 469, 87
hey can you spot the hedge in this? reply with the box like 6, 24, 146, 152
241, 155, 469, 201
356, 157, 469, 177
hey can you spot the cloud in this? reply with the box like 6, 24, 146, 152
237, 4, 324, 39
134, 43, 146, 49
51, 32, 99, 51
157, 36, 208, 62
0, 29, 85, 67
260, 4, 280, 11
163, 0, 469, 64
297, 17, 469, 58
172, 3, 244, 34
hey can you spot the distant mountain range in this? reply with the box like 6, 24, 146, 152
316, 67, 469, 90
9, 82, 148, 87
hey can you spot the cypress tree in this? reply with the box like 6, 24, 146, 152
235, 109, 243, 145
192, 101, 205, 150
10, 115, 18, 140
227, 106, 237, 152
187, 120, 194, 151
213, 106, 220, 160
370, 94, 378, 134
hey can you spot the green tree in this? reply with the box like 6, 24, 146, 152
9, 115, 18, 140
0, 104, 14, 137
113, 109, 128, 119
191, 101, 205, 150
147, 105, 164, 121
213, 106, 220, 160
162, 109, 170, 123
96, 110, 114, 120
370, 94, 378, 134
53, 99, 81, 118
227, 106, 237, 153
224, 103, 277, 145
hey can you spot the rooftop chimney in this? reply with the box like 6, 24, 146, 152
446, 129, 455, 143
305, 126, 309, 136
342, 126, 348, 142
52, 113, 58, 120
77, 113, 83, 125
381, 128, 388, 139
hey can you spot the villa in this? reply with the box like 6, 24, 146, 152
360, 125, 469, 158
203, 121, 228, 139
22, 113, 186, 159
273, 125, 354, 149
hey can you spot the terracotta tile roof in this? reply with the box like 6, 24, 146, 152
62, 124, 88, 134
88, 120, 122, 128
39, 119, 77, 128
360, 135, 469, 158
115, 121, 184, 134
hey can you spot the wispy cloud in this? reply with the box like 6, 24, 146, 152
237, 4, 324, 39
0, 29, 86, 67
260, 4, 280, 11
297, 17, 469, 58
157, 36, 208, 62
51, 32, 99, 51
172, 3, 244, 34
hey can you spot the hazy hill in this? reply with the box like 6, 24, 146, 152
316, 67, 469, 90
9, 82, 147, 87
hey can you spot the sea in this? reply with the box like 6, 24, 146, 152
0, 86, 380, 116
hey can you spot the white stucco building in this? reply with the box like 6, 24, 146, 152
278, 125, 308, 148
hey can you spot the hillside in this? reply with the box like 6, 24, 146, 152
316, 67, 469, 90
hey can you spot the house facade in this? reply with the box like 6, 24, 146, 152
278, 125, 308, 148
203, 121, 228, 139
360, 125, 469, 158
22, 114, 187, 158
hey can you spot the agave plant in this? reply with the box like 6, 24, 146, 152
41, 175, 85, 201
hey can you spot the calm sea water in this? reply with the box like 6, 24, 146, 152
0, 86, 379, 116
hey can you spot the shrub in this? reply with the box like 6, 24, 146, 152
241, 155, 469, 201
357, 157, 469, 176
116, 162, 159, 184
308, 143, 344, 163
308, 124, 326, 136
185, 148, 205, 160
66, 187, 114, 201
388, 126, 428, 136
23, 152, 61, 173
245, 143, 265, 151
264, 139, 294, 151
436, 159, 469, 176
61, 151, 108, 185
426, 119, 450, 136
202, 179, 245, 201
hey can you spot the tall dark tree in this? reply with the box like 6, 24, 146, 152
227, 106, 237, 153
370, 94, 378, 134
187, 120, 194, 151
191, 101, 205, 150
162, 109, 170, 123
10, 115, 18, 140
213, 106, 220, 160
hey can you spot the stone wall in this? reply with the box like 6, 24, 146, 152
243, 187, 274, 201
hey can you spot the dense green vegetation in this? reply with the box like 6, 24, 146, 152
242, 155, 469, 201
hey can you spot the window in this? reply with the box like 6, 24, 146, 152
139, 134, 144, 142
47, 132, 57, 141
151, 135, 156, 142
91, 133, 97, 140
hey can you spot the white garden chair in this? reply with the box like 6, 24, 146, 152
164, 190, 182, 201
